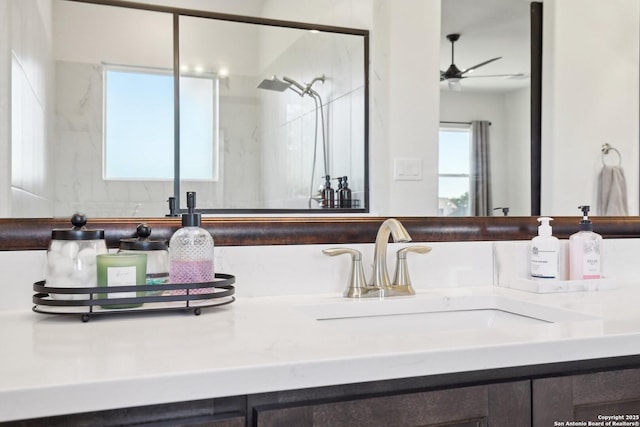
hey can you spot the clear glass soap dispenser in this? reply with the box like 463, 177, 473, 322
168, 192, 215, 290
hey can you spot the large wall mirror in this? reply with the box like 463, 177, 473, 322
4, 0, 539, 220
3, 0, 368, 217
2, 0, 638, 227
439, 0, 535, 217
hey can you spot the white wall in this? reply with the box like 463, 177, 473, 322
504, 87, 531, 216
542, 0, 640, 216
369, 0, 441, 216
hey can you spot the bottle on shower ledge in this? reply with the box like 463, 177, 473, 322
335, 177, 344, 208
169, 192, 215, 290
340, 176, 352, 208
322, 175, 335, 208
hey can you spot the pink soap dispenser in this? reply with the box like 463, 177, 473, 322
569, 205, 602, 280
168, 192, 215, 289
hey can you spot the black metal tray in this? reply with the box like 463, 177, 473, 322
33, 273, 235, 322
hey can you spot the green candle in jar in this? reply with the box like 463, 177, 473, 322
97, 253, 147, 309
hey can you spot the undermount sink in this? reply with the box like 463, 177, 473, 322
297, 294, 599, 334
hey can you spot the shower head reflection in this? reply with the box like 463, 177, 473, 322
256, 76, 291, 92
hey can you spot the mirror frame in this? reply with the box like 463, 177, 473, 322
2, 216, 639, 251
531, 1, 542, 215
58, 0, 370, 214
11, 3, 633, 253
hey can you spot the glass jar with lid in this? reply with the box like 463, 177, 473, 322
46, 214, 108, 300
118, 223, 169, 295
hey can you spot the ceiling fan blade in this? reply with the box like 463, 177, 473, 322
440, 70, 446, 81
464, 73, 528, 79
461, 57, 501, 75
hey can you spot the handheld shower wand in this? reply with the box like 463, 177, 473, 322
257, 74, 328, 208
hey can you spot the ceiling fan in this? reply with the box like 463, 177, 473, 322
440, 33, 524, 91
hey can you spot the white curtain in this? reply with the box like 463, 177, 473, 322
471, 120, 491, 216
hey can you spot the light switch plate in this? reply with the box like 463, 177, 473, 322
393, 157, 423, 181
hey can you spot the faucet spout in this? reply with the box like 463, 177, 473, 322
370, 218, 411, 288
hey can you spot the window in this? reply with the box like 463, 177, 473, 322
438, 124, 471, 216
104, 66, 219, 181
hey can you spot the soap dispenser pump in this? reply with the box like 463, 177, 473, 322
168, 192, 215, 287
530, 217, 559, 280
569, 205, 602, 280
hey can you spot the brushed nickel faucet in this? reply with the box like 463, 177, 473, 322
323, 218, 431, 298
322, 248, 376, 298
391, 245, 432, 295
370, 218, 411, 289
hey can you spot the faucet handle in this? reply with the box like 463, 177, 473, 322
322, 248, 370, 298
392, 245, 432, 293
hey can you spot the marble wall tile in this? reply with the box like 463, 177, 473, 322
218, 76, 261, 208
9, 0, 54, 217
55, 61, 102, 133
0, 1, 10, 216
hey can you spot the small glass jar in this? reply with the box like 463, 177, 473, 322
118, 223, 169, 295
46, 214, 108, 300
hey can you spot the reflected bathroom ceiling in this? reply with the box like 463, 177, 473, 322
440, 0, 530, 93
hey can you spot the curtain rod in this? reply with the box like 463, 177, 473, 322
440, 120, 492, 126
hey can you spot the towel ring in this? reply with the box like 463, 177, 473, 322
601, 143, 622, 167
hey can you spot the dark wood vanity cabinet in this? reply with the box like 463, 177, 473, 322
9, 367, 640, 427
532, 368, 640, 426
253, 368, 640, 427
5, 397, 247, 427
252, 381, 531, 427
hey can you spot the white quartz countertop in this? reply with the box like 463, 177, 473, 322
2, 283, 640, 422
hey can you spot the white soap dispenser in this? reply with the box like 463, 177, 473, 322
530, 217, 560, 280
569, 205, 602, 280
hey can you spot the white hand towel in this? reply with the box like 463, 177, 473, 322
597, 165, 628, 216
